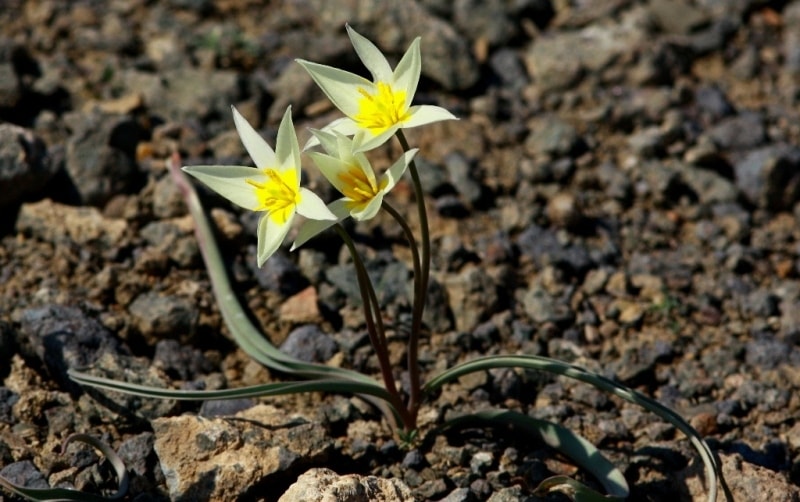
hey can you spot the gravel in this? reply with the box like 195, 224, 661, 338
1, 0, 800, 500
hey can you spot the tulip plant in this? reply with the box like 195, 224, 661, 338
4, 25, 730, 502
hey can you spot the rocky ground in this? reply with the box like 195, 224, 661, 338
2, 0, 800, 500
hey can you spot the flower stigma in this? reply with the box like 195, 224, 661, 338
247, 168, 301, 224
354, 82, 410, 133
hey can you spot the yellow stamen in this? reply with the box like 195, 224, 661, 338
353, 82, 410, 134
246, 168, 301, 224
338, 166, 387, 207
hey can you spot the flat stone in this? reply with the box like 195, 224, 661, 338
153, 405, 333, 501
16, 199, 128, 248
278, 467, 414, 502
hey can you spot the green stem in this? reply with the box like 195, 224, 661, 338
395, 130, 429, 424
334, 224, 413, 430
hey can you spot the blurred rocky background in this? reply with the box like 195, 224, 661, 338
1, 0, 800, 500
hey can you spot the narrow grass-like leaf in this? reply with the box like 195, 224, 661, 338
68, 369, 396, 404
0, 434, 128, 502
425, 355, 725, 502
443, 410, 627, 501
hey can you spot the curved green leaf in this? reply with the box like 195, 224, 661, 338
0, 434, 128, 502
426, 355, 724, 502
68, 369, 397, 407
443, 410, 628, 501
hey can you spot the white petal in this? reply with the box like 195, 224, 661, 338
182, 165, 261, 210
335, 133, 358, 167
274, 106, 302, 178
308, 152, 352, 195
393, 37, 421, 107
309, 128, 339, 156
382, 148, 417, 192
351, 192, 384, 221
352, 125, 398, 153
354, 151, 378, 186
291, 199, 350, 250
296, 59, 370, 118
231, 106, 276, 169
346, 24, 393, 83
296, 187, 337, 220
257, 212, 292, 267
402, 105, 458, 129
304, 117, 359, 150
325, 118, 362, 137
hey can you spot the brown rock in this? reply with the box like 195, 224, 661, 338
278, 468, 414, 502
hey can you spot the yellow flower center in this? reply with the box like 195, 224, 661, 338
247, 168, 301, 224
338, 166, 387, 207
353, 82, 410, 134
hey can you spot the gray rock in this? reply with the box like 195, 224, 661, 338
0, 60, 19, 108
694, 85, 735, 121
516, 224, 593, 277
402, 449, 425, 469
707, 111, 766, 151
648, 0, 710, 35
264, 63, 318, 124
439, 487, 476, 502
436, 194, 470, 218
139, 219, 199, 268
153, 339, 214, 381
786, 2, 800, 74
487, 486, 525, 502
443, 265, 500, 333
199, 398, 256, 418
17, 304, 127, 393
0, 387, 19, 424
525, 114, 584, 158
470, 451, 494, 475
326, 255, 409, 308
0, 461, 48, 490
489, 48, 529, 90
0, 124, 56, 208
638, 161, 685, 206
675, 14, 738, 56
745, 335, 797, 371
452, 0, 518, 47
64, 111, 142, 206
116, 67, 240, 122
422, 276, 454, 333
523, 10, 648, 93
628, 126, 666, 158
117, 432, 155, 478
128, 292, 199, 341
674, 163, 738, 205
522, 288, 574, 325
444, 152, 484, 206
278, 467, 414, 502
151, 175, 186, 219
153, 405, 333, 502
280, 324, 338, 363
734, 144, 800, 211
250, 250, 309, 296
596, 161, 633, 205
415, 157, 451, 197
